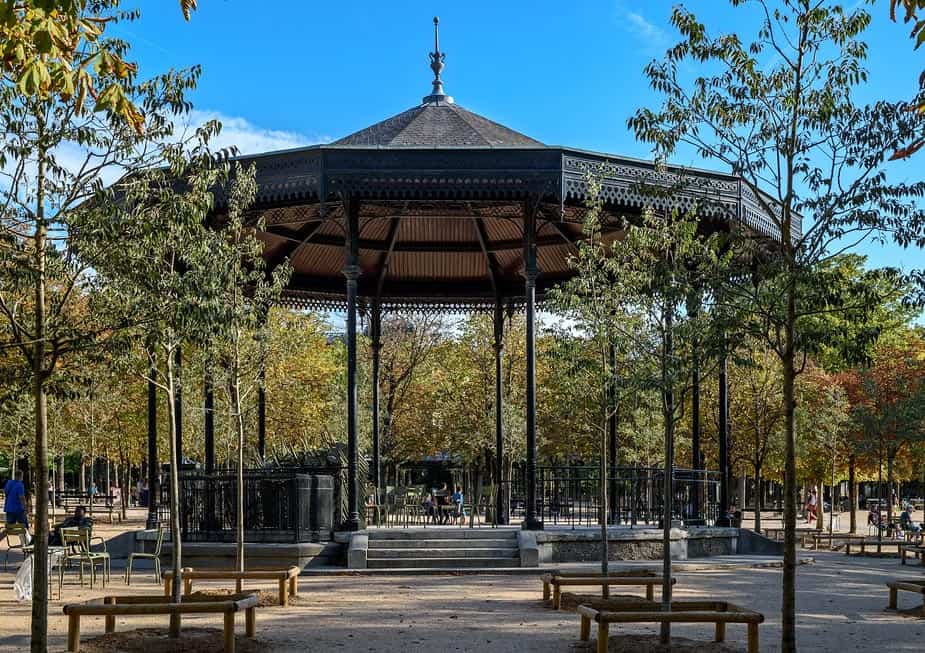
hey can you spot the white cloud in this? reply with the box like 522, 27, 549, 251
178, 109, 326, 155
625, 11, 669, 47
614, 2, 670, 54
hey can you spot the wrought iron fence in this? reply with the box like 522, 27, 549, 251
509, 465, 720, 528
162, 470, 337, 543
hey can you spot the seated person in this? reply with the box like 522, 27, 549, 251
49, 505, 92, 546
421, 492, 437, 522
900, 506, 922, 534
868, 507, 885, 532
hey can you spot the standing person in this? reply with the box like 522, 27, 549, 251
87, 481, 98, 505
3, 471, 28, 530
451, 485, 465, 523
805, 490, 817, 525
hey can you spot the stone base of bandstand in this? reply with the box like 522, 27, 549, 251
130, 530, 342, 571
531, 526, 761, 563
338, 526, 781, 569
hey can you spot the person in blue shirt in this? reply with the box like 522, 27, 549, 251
4, 470, 28, 529
451, 485, 465, 522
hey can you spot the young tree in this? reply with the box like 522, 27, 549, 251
91, 140, 234, 627
551, 193, 727, 641
629, 3, 925, 648
207, 164, 290, 585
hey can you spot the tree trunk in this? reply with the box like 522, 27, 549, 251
781, 296, 797, 653
887, 450, 895, 537
848, 455, 856, 534
166, 351, 183, 636
660, 307, 674, 645
30, 130, 50, 653
600, 417, 609, 599
232, 372, 246, 591
754, 465, 762, 533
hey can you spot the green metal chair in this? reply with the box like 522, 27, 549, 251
3, 523, 30, 570
124, 526, 163, 585
62, 527, 109, 588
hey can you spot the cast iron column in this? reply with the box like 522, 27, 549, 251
608, 342, 618, 523
343, 198, 361, 531
370, 301, 382, 493
493, 301, 506, 525
173, 347, 183, 465
523, 201, 542, 530
204, 370, 215, 474
257, 368, 266, 461
716, 351, 731, 526
146, 367, 159, 529
691, 359, 702, 522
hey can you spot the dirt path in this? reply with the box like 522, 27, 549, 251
0, 551, 922, 652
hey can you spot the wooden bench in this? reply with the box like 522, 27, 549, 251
761, 527, 818, 544
163, 566, 300, 606
844, 537, 909, 555
541, 571, 676, 610
900, 544, 925, 566
62, 592, 257, 653
809, 532, 865, 551
577, 600, 764, 653
887, 579, 925, 617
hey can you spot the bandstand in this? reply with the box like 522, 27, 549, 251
145, 18, 789, 537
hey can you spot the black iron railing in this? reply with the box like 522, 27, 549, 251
163, 470, 337, 543
509, 465, 720, 528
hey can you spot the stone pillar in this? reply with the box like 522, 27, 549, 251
523, 201, 542, 530
343, 199, 361, 531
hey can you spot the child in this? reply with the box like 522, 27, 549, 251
452, 485, 465, 522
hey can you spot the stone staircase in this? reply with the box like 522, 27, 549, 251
366, 528, 521, 569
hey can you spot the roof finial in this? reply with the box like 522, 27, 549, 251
423, 16, 454, 105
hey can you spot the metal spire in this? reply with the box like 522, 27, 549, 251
423, 16, 454, 105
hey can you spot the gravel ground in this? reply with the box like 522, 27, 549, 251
0, 550, 923, 652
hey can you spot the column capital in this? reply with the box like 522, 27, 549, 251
522, 266, 538, 283
342, 264, 361, 280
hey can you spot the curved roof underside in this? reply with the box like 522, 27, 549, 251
229, 89, 790, 312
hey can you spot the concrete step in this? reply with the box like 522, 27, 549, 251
366, 556, 521, 569
368, 529, 517, 541
367, 547, 519, 559
369, 538, 517, 549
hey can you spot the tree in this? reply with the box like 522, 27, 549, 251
206, 164, 289, 586
889, 0, 925, 158
629, 3, 925, 648
850, 337, 925, 541
91, 141, 236, 629
550, 192, 727, 640
728, 343, 784, 532
0, 3, 205, 647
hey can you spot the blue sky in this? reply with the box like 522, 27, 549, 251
122, 0, 924, 273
